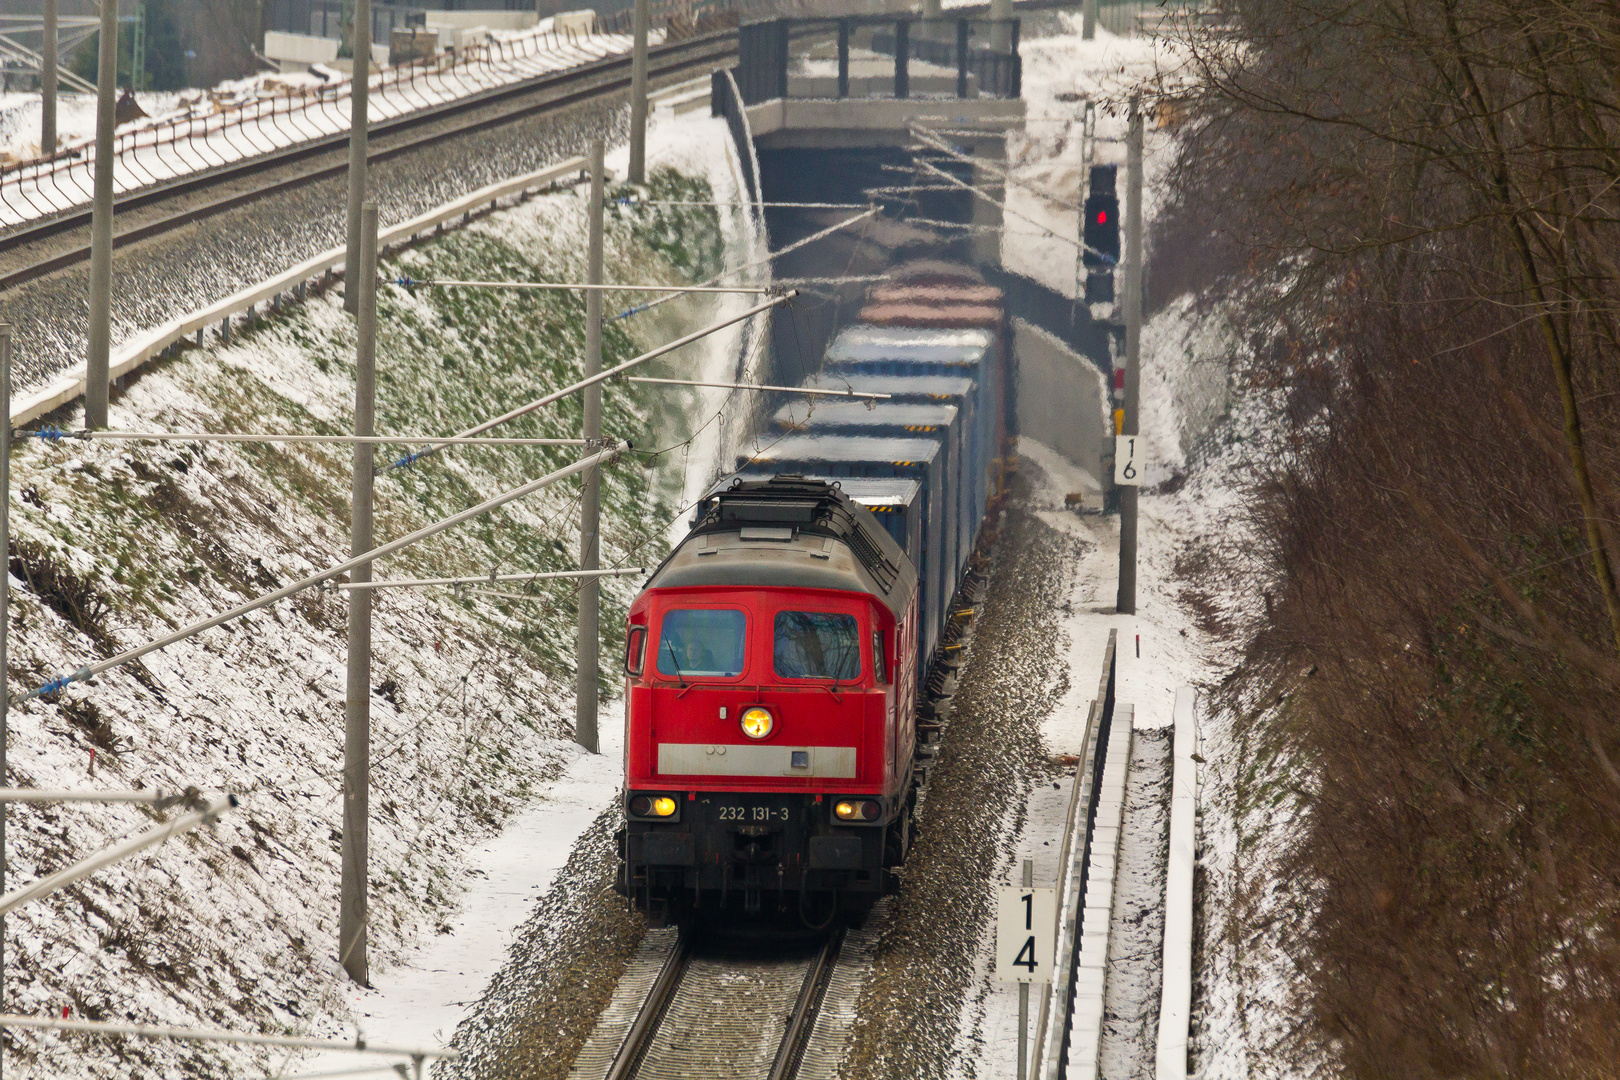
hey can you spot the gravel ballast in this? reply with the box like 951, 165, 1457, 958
839, 463, 1085, 1080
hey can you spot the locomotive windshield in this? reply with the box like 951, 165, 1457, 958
656, 609, 747, 677
774, 612, 862, 681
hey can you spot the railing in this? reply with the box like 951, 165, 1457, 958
0, 24, 637, 230
1032, 628, 1116, 1079
732, 14, 1020, 105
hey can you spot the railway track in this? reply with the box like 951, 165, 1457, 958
573, 928, 844, 1080
0, 32, 737, 295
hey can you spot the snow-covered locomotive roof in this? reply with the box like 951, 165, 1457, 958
644, 477, 918, 619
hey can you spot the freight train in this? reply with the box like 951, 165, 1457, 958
615, 262, 1011, 926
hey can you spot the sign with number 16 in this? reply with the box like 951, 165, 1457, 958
1115, 434, 1143, 486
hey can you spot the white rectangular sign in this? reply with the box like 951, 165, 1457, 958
995, 885, 1056, 984
1114, 434, 1143, 486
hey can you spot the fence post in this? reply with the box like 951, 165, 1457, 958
343, 0, 371, 315
340, 203, 378, 986
575, 142, 605, 755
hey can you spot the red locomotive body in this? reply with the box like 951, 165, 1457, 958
616, 478, 920, 925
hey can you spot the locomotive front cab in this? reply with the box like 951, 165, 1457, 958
615, 479, 921, 926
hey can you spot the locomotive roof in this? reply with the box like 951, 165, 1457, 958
646, 477, 918, 618
701, 475, 922, 508
739, 433, 944, 468
799, 372, 977, 400
771, 400, 959, 432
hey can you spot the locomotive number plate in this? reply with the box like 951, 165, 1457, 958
704, 794, 799, 825
717, 804, 792, 823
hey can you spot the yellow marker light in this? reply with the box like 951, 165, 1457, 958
651, 796, 678, 817
740, 706, 774, 740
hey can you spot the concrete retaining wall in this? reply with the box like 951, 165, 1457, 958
1013, 316, 1108, 497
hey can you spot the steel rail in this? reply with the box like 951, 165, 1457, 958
603, 930, 694, 1080
0, 33, 739, 294
767, 931, 844, 1080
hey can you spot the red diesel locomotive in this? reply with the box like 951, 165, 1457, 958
615, 477, 921, 925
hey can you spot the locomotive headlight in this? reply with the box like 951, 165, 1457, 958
835, 800, 881, 822
628, 794, 679, 819
739, 706, 774, 740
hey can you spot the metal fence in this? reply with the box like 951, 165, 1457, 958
733, 14, 1020, 105
0, 24, 629, 229
266, 0, 538, 45
267, 0, 764, 44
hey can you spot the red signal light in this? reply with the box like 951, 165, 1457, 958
1097, 210, 1108, 224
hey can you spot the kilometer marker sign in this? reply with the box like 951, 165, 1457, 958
995, 885, 1056, 984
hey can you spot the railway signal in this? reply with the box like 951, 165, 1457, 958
1083, 164, 1119, 304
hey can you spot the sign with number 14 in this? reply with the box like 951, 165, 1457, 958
995, 885, 1056, 984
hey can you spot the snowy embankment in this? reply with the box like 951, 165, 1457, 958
994, 18, 1301, 1078
3, 112, 763, 1078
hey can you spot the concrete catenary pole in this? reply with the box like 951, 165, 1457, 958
42, 0, 57, 157
1082, 0, 1097, 40
628, 0, 649, 186
575, 140, 605, 754
1, 326, 10, 1080
340, 203, 378, 985
1116, 102, 1143, 616
344, 0, 372, 315
85, 0, 119, 430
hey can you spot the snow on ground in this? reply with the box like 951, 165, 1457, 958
0, 24, 663, 226
2, 103, 753, 1078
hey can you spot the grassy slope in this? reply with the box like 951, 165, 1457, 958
2, 168, 725, 1077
